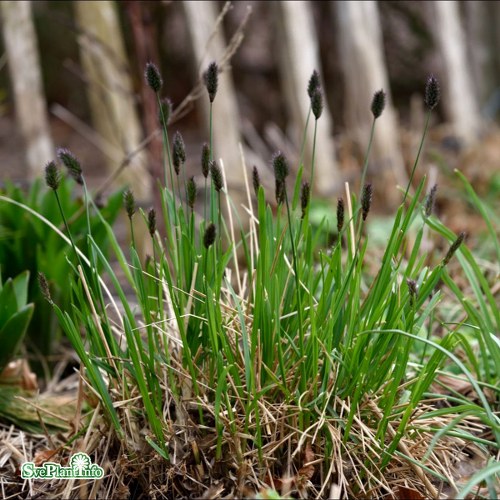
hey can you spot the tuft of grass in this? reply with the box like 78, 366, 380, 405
4, 68, 498, 499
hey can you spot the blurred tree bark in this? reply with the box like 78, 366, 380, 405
0, 0, 53, 178
431, 1, 481, 142
73, 0, 151, 201
334, 1, 406, 200
274, 1, 338, 196
182, 1, 244, 195
463, 2, 491, 107
463, 1, 497, 119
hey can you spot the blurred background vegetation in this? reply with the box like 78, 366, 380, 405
0, 0, 499, 248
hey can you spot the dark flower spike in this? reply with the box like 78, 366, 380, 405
442, 231, 466, 266
371, 89, 386, 119
203, 61, 219, 103
38, 272, 53, 305
424, 74, 440, 110
203, 222, 217, 248
301, 181, 310, 219
337, 197, 345, 233
407, 279, 418, 306
425, 184, 438, 217
361, 183, 373, 221
275, 179, 286, 206
210, 160, 223, 192
45, 161, 60, 191
172, 131, 186, 175
272, 151, 289, 182
311, 87, 323, 120
307, 70, 320, 98
147, 208, 156, 238
38, 272, 54, 305
201, 143, 210, 178
252, 166, 261, 197
123, 189, 136, 219
57, 148, 83, 185
145, 62, 163, 93
187, 176, 197, 209
158, 98, 172, 125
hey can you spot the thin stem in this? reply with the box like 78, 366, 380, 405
53, 190, 84, 272
129, 218, 136, 249
157, 94, 175, 193
183, 168, 188, 216
310, 118, 318, 190
204, 177, 208, 223
359, 118, 376, 202
157, 94, 179, 270
176, 175, 183, 214
299, 107, 312, 169
404, 110, 431, 203
283, 191, 306, 395
217, 193, 222, 298
209, 103, 214, 161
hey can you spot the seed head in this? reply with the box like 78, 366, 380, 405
203, 222, 216, 248
311, 87, 323, 120
172, 131, 186, 175
145, 62, 163, 93
252, 166, 261, 197
123, 189, 136, 219
371, 89, 386, 119
275, 179, 286, 205
45, 161, 60, 191
425, 184, 438, 217
307, 70, 320, 98
201, 143, 210, 178
361, 183, 373, 221
57, 148, 83, 185
272, 151, 289, 182
147, 208, 156, 238
337, 197, 345, 233
210, 160, 223, 192
442, 231, 466, 266
158, 98, 172, 125
203, 61, 219, 103
424, 74, 440, 110
301, 181, 310, 219
407, 279, 418, 306
38, 272, 53, 305
187, 176, 197, 209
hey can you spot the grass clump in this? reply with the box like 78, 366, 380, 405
2, 65, 499, 499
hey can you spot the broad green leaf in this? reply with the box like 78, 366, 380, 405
0, 304, 34, 371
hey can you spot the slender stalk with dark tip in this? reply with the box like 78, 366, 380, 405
299, 70, 321, 169
201, 143, 210, 222
123, 189, 137, 248
359, 90, 385, 205
403, 75, 440, 202
204, 62, 218, 161
310, 86, 323, 190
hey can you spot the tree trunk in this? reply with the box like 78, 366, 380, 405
274, 1, 338, 196
182, 1, 243, 195
334, 1, 406, 196
432, 1, 481, 142
73, 0, 151, 201
463, 1, 497, 118
0, 0, 53, 178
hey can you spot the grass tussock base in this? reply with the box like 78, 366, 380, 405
0, 364, 491, 499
